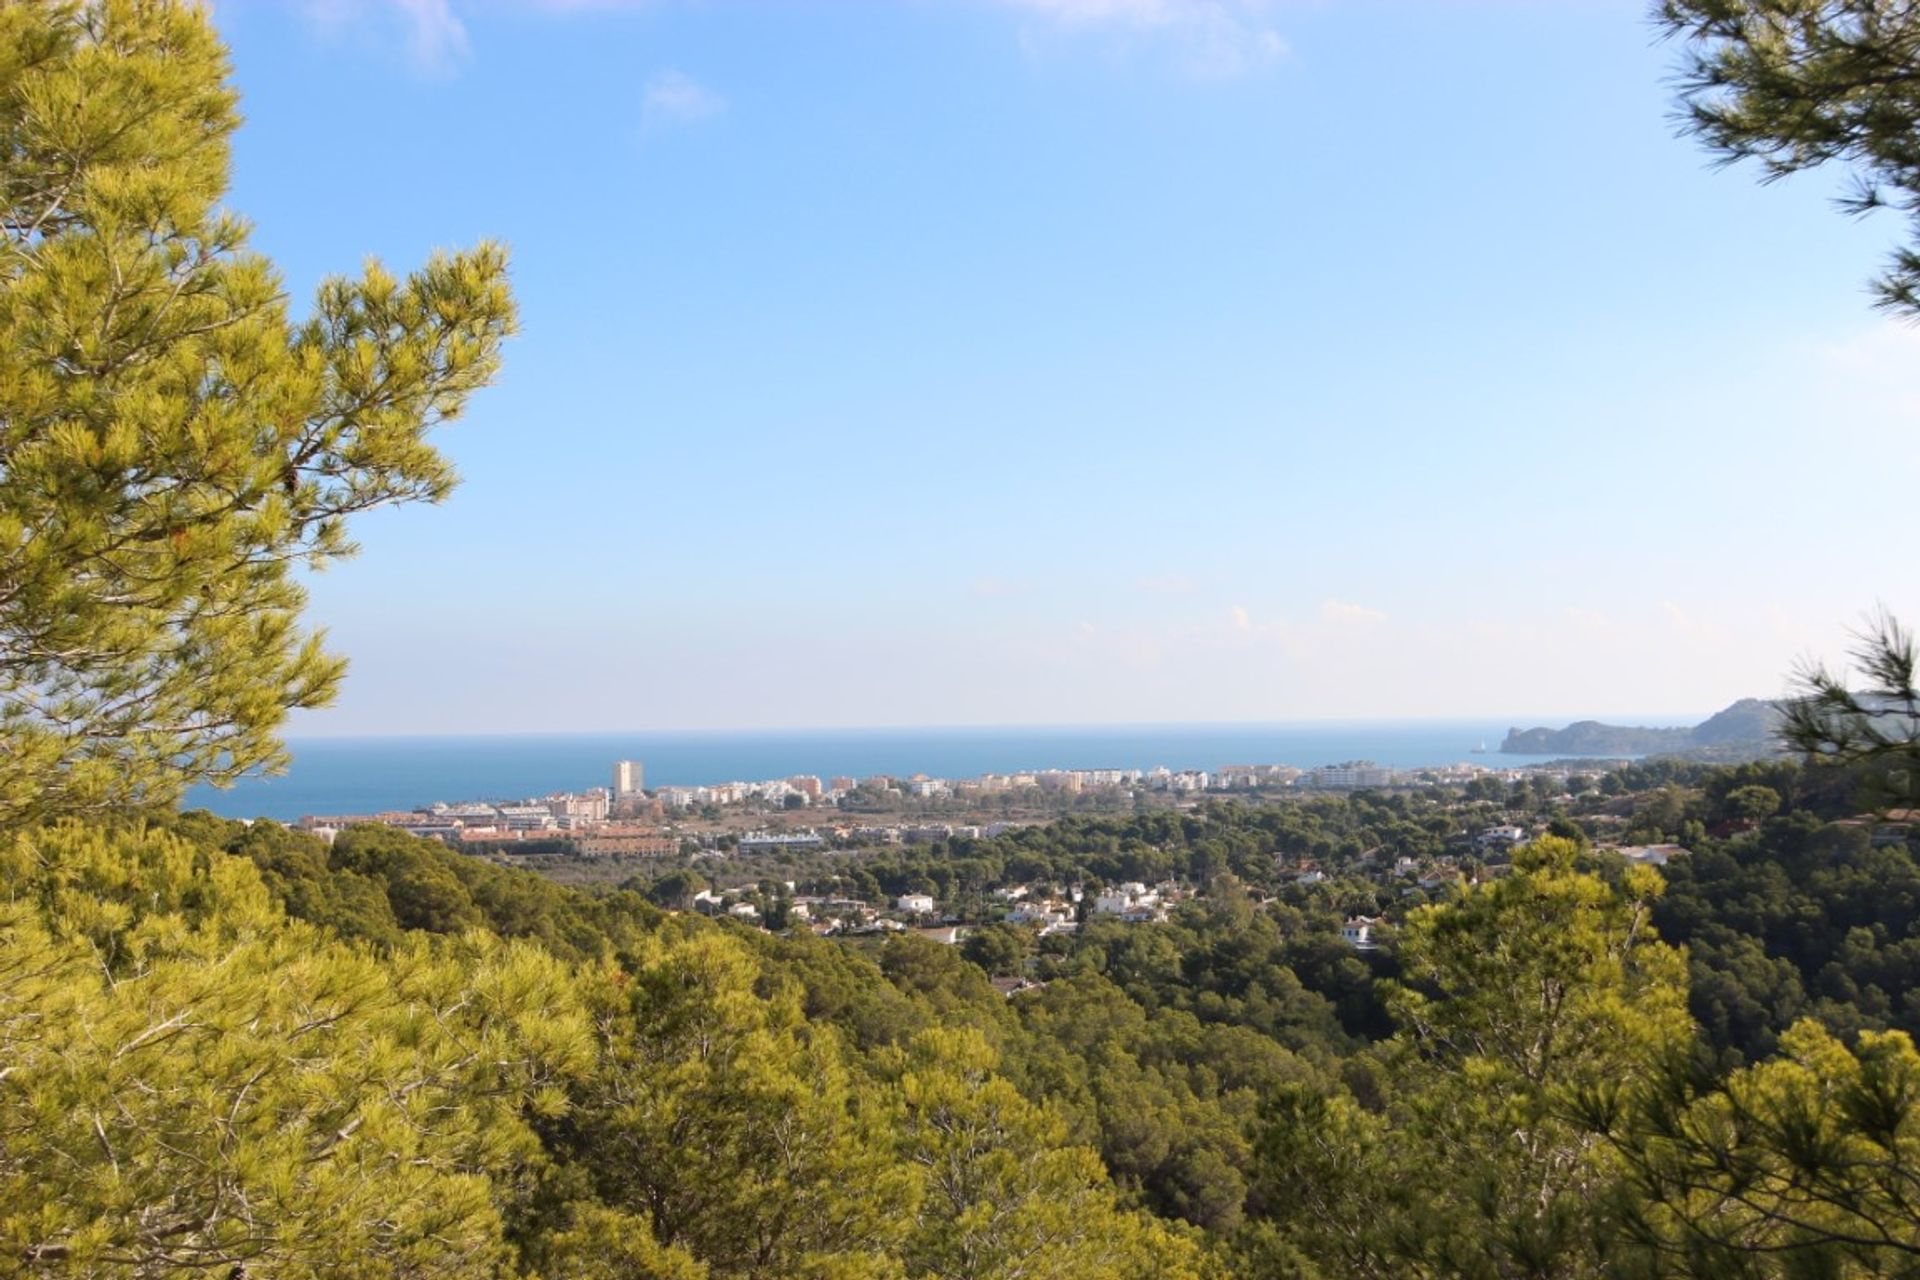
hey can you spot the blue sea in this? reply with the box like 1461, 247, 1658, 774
181, 718, 1673, 822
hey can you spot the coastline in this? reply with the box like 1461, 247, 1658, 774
182, 718, 1656, 822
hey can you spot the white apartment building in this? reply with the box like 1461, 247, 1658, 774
547, 790, 610, 824
496, 805, 558, 831
612, 759, 645, 797
1310, 765, 1395, 789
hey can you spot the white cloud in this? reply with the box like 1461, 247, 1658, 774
641, 69, 726, 128
515, 0, 655, 10
994, 0, 1288, 77
298, 0, 1286, 80
394, 0, 467, 65
1319, 598, 1387, 625
301, 0, 468, 72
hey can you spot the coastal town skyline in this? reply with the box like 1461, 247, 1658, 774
285, 752, 1586, 854
185, 710, 1733, 822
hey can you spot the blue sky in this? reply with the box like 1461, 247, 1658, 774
211, 0, 1919, 734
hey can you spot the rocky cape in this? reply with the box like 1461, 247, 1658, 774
1500, 699, 1782, 760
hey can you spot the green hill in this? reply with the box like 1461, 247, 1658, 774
1500, 698, 1782, 758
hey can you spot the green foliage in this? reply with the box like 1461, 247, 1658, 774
8, 776, 1920, 1279
174, 813, 662, 963
961, 921, 1035, 976
1058, 909, 1367, 1050
1387, 840, 1691, 1082
644, 868, 711, 912
752, 927, 934, 1051
0, 823, 592, 1278
1659, 0, 1920, 312
0, 0, 514, 826
1007, 972, 1319, 1232
1657, 810, 1920, 1064
879, 933, 1008, 1021
1778, 612, 1920, 810
1251, 839, 1694, 1280
886, 1026, 1215, 1280
1720, 785, 1782, 824
0, 818, 1214, 1278
534, 932, 917, 1279
1585, 1020, 1920, 1278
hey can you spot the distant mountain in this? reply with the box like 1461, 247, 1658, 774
1500, 698, 1783, 759
1689, 698, 1782, 745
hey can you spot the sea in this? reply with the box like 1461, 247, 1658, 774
180, 718, 1671, 823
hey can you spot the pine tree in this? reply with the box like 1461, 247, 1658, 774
1658, 0, 1920, 314
1250, 839, 1694, 1280
0, 822, 591, 1277
1585, 1020, 1920, 1278
0, 1, 514, 825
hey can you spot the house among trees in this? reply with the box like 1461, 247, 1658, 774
1341, 915, 1384, 950
1614, 843, 1689, 867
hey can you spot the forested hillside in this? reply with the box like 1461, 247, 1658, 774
9, 755, 1918, 1276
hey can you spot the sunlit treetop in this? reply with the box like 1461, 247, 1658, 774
0, 0, 514, 825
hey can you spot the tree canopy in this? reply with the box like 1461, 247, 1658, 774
1658, 0, 1920, 313
1778, 610, 1920, 810
0, 0, 514, 825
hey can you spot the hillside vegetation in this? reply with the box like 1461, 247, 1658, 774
9, 756, 1920, 1277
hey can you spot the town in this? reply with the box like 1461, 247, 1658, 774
287, 753, 1691, 955
291, 754, 1603, 855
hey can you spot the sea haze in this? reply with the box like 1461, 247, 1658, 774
181, 719, 1682, 822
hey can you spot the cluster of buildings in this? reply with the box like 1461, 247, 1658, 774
650, 768, 1169, 808
656, 775, 830, 809
652, 758, 1582, 809
996, 880, 1179, 930
1299, 762, 1571, 790
690, 874, 1400, 967
728, 821, 1026, 853
295, 760, 674, 857
689, 877, 1188, 941
291, 754, 1603, 864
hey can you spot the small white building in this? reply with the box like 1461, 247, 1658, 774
1008, 900, 1072, 928
1616, 844, 1688, 867
1092, 883, 1163, 921
1341, 916, 1383, 950
895, 893, 937, 915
